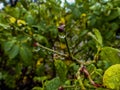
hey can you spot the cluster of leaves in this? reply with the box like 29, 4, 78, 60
0, 0, 120, 90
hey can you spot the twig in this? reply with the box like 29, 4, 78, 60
63, 85, 76, 88
37, 43, 95, 65
80, 66, 102, 88
37, 43, 68, 57
65, 37, 72, 59
73, 48, 82, 56
76, 66, 86, 90
72, 56, 95, 65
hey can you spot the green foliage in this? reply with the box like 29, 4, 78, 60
100, 47, 120, 65
45, 77, 61, 90
88, 28, 103, 48
19, 44, 33, 65
54, 60, 68, 82
0, 23, 9, 29
0, 0, 120, 90
8, 44, 19, 59
3, 40, 16, 53
32, 87, 43, 90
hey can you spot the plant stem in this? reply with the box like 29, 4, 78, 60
63, 85, 76, 88
94, 48, 101, 62
76, 66, 86, 90
37, 43, 68, 57
37, 43, 95, 65
72, 56, 95, 65
64, 37, 72, 59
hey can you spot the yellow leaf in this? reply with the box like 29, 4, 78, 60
36, 58, 43, 66
56, 22, 59, 27
23, 76, 27, 84
54, 16, 58, 20
59, 17, 65, 24
29, 31, 33, 35
81, 13, 87, 17
60, 43, 66, 49
17, 20, 26, 26
9, 17, 16, 24
27, 27, 33, 35
64, 60, 72, 66
22, 39, 28, 43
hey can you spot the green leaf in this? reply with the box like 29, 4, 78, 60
88, 28, 103, 48
54, 60, 68, 82
20, 44, 32, 65
0, 23, 9, 29
88, 32, 97, 41
0, 72, 2, 80
90, 2, 101, 10
110, 23, 119, 31
113, 0, 120, 7
5, 7, 20, 18
100, 0, 109, 4
100, 47, 120, 65
32, 87, 43, 90
105, 8, 120, 21
33, 34, 48, 46
8, 44, 19, 59
45, 77, 61, 90
93, 28, 103, 46
49, 26, 58, 39
103, 64, 120, 89
79, 29, 88, 37
88, 32, 98, 48
117, 7, 120, 15
20, 0, 28, 10
24, 12, 35, 25
3, 41, 16, 53
72, 8, 81, 19
33, 76, 48, 82
3, 73, 16, 88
